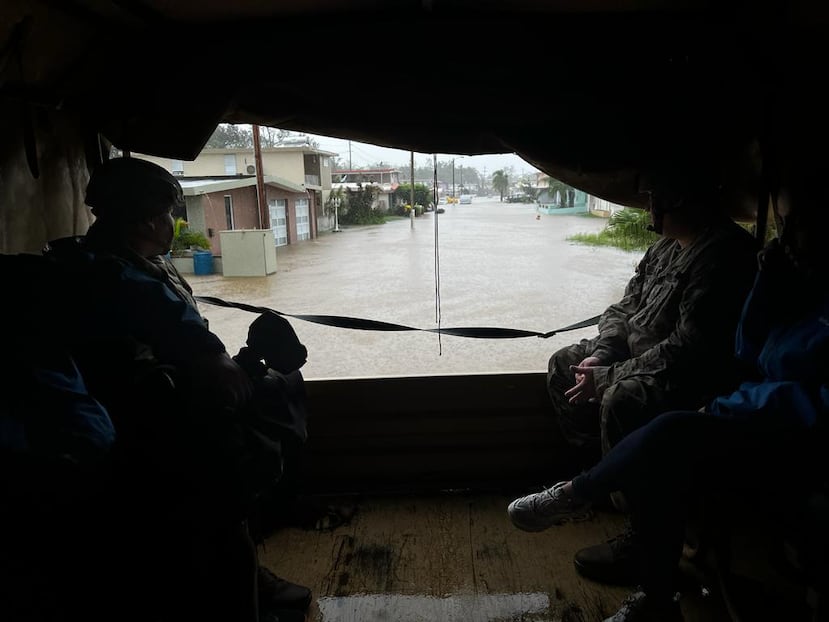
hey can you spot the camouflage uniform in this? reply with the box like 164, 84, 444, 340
548, 216, 759, 458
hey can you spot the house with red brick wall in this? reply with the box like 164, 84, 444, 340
177, 176, 310, 255
136, 144, 338, 244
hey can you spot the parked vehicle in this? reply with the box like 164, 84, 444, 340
505, 193, 532, 203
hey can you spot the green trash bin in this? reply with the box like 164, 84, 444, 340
192, 250, 214, 275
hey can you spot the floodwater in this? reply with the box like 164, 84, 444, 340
189, 200, 643, 380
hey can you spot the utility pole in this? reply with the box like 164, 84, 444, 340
252, 124, 268, 229
451, 156, 464, 198
433, 154, 438, 206
410, 151, 415, 229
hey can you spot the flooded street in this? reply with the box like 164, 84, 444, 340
189, 200, 643, 379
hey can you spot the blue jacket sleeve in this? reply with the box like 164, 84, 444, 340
711, 279, 829, 427
80, 264, 226, 367
710, 380, 828, 427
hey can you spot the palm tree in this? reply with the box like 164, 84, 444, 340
491, 170, 509, 201
546, 177, 574, 207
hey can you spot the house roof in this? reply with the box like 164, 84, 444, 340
200, 146, 338, 158
334, 168, 400, 174
178, 175, 306, 196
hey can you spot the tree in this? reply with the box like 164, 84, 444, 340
520, 181, 538, 200
392, 183, 432, 214
171, 218, 210, 255
547, 177, 575, 207
258, 126, 289, 147
340, 185, 385, 225
392, 159, 485, 192
204, 124, 254, 148
330, 155, 349, 171
205, 124, 320, 149
491, 170, 509, 201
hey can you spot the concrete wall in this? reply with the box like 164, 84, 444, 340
140, 148, 322, 190
187, 187, 260, 255
171, 255, 224, 275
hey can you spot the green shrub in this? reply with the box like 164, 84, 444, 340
567, 208, 659, 251
340, 185, 386, 225
172, 218, 210, 254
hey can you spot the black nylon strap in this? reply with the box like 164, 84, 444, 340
195, 295, 601, 339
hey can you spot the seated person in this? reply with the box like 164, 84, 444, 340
508, 132, 829, 621
0, 254, 117, 621
544, 156, 759, 583
44, 156, 312, 621
0, 350, 120, 622
548, 161, 758, 461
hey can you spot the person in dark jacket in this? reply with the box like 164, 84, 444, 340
44, 157, 311, 622
509, 135, 829, 622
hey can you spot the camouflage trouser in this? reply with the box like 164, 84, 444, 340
546, 340, 682, 459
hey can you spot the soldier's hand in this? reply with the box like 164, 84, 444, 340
189, 352, 254, 410
565, 364, 598, 404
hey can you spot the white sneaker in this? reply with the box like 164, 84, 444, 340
507, 481, 593, 532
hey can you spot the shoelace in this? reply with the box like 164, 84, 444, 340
609, 527, 638, 554
534, 484, 566, 514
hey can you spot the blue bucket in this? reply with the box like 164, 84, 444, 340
192, 250, 214, 275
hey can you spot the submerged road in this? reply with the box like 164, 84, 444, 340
189, 199, 642, 380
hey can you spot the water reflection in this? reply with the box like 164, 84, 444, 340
192, 201, 642, 379
317, 592, 550, 621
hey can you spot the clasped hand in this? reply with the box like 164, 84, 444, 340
189, 352, 254, 410
564, 356, 600, 404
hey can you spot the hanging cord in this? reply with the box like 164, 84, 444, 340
194, 295, 600, 339
433, 154, 443, 353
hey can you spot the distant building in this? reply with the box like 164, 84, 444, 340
136, 144, 339, 246
332, 167, 401, 212
588, 195, 626, 217
536, 188, 588, 214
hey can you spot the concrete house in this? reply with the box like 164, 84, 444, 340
176, 176, 308, 255
331, 167, 401, 213
137, 144, 338, 255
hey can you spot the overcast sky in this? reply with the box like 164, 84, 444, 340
306, 133, 541, 176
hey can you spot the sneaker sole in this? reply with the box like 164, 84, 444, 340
508, 509, 594, 532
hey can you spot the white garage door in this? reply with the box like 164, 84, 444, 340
295, 198, 310, 241
269, 199, 287, 246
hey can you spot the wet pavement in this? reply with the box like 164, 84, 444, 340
189, 199, 643, 379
